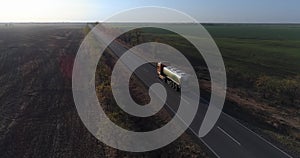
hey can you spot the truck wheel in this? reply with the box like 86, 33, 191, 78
167, 80, 171, 85
175, 84, 179, 91
171, 82, 175, 88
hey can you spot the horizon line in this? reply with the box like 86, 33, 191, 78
1, 22, 300, 24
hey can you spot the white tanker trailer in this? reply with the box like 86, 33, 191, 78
156, 62, 190, 91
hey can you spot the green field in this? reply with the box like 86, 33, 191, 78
205, 24, 300, 78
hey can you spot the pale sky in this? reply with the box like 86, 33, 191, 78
0, 0, 95, 22
0, 0, 299, 23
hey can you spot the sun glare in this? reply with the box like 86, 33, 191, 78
0, 0, 90, 22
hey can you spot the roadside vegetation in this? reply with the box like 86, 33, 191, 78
83, 22, 99, 36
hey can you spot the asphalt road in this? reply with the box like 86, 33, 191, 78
94, 29, 293, 158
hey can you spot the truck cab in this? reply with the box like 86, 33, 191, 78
156, 61, 168, 80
